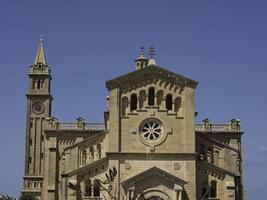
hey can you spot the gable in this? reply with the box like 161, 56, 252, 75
122, 167, 187, 188
106, 65, 198, 92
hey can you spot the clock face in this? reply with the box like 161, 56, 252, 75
32, 102, 45, 114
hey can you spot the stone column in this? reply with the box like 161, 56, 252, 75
162, 97, 166, 110
126, 187, 135, 200
174, 184, 183, 200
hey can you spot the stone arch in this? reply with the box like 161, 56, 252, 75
143, 189, 171, 200
165, 94, 173, 111
130, 94, 138, 111
148, 87, 155, 106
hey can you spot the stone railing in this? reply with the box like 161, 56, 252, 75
46, 117, 105, 132
29, 66, 50, 75
46, 117, 240, 133
59, 123, 79, 130
196, 118, 241, 132
24, 179, 43, 190
195, 124, 231, 132
85, 123, 105, 131
58, 123, 105, 131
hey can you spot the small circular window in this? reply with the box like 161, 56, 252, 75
139, 118, 164, 142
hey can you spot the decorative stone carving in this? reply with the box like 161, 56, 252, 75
229, 119, 240, 131
202, 118, 212, 131
173, 162, 181, 170
77, 117, 85, 129
106, 65, 198, 92
46, 117, 58, 129
124, 162, 131, 170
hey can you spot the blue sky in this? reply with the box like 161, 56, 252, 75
0, 1, 266, 199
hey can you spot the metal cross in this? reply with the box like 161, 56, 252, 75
148, 46, 155, 58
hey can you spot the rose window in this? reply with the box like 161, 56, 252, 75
139, 119, 164, 141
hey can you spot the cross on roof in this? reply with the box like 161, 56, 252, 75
148, 46, 155, 58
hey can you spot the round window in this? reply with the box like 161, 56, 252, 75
139, 118, 164, 142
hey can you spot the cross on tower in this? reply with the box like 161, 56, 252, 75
140, 46, 144, 54
148, 46, 155, 59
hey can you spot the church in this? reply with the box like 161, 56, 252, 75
22, 38, 244, 200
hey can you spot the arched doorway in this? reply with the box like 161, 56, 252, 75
143, 189, 170, 200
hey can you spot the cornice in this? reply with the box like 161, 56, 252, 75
26, 94, 53, 100
106, 65, 198, 92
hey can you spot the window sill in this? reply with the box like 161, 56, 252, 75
145, 106, 159, 109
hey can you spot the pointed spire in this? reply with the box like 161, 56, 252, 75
34, 35, 47, 65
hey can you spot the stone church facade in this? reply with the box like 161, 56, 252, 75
22, 38, 244, 200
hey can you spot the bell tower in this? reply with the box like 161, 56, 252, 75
22, 36, 52, 198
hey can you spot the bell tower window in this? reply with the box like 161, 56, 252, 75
148, 87, 155, 106
37, 80, 41, 89
166, 94, 173, 110
130, 94, 137, 111
33, 79, 42, 89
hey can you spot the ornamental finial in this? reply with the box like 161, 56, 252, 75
34, 35, 47, 65
40, 34, 44, 44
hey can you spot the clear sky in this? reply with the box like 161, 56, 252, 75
0, 1, 266, 199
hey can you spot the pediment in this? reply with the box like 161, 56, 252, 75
106, 65, 198, 93
122, 167, 187, 189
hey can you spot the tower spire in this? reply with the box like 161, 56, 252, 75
34, 35, 47, 65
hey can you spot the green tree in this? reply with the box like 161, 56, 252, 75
67, 167, 118, 200
0, 194, 16, 200
19, 193, 37, 200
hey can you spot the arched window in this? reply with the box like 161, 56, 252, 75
165, 94, 173, 110
130, 94, 137, 111
148, 87, 155, 106
121, 96, 128, 116
37, 80, 41, 89
84, 179, 92, 197
139, 90, 146, 109
210, 180, 217, 198
174, 97, 181, 113
157, 90, 164, 106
